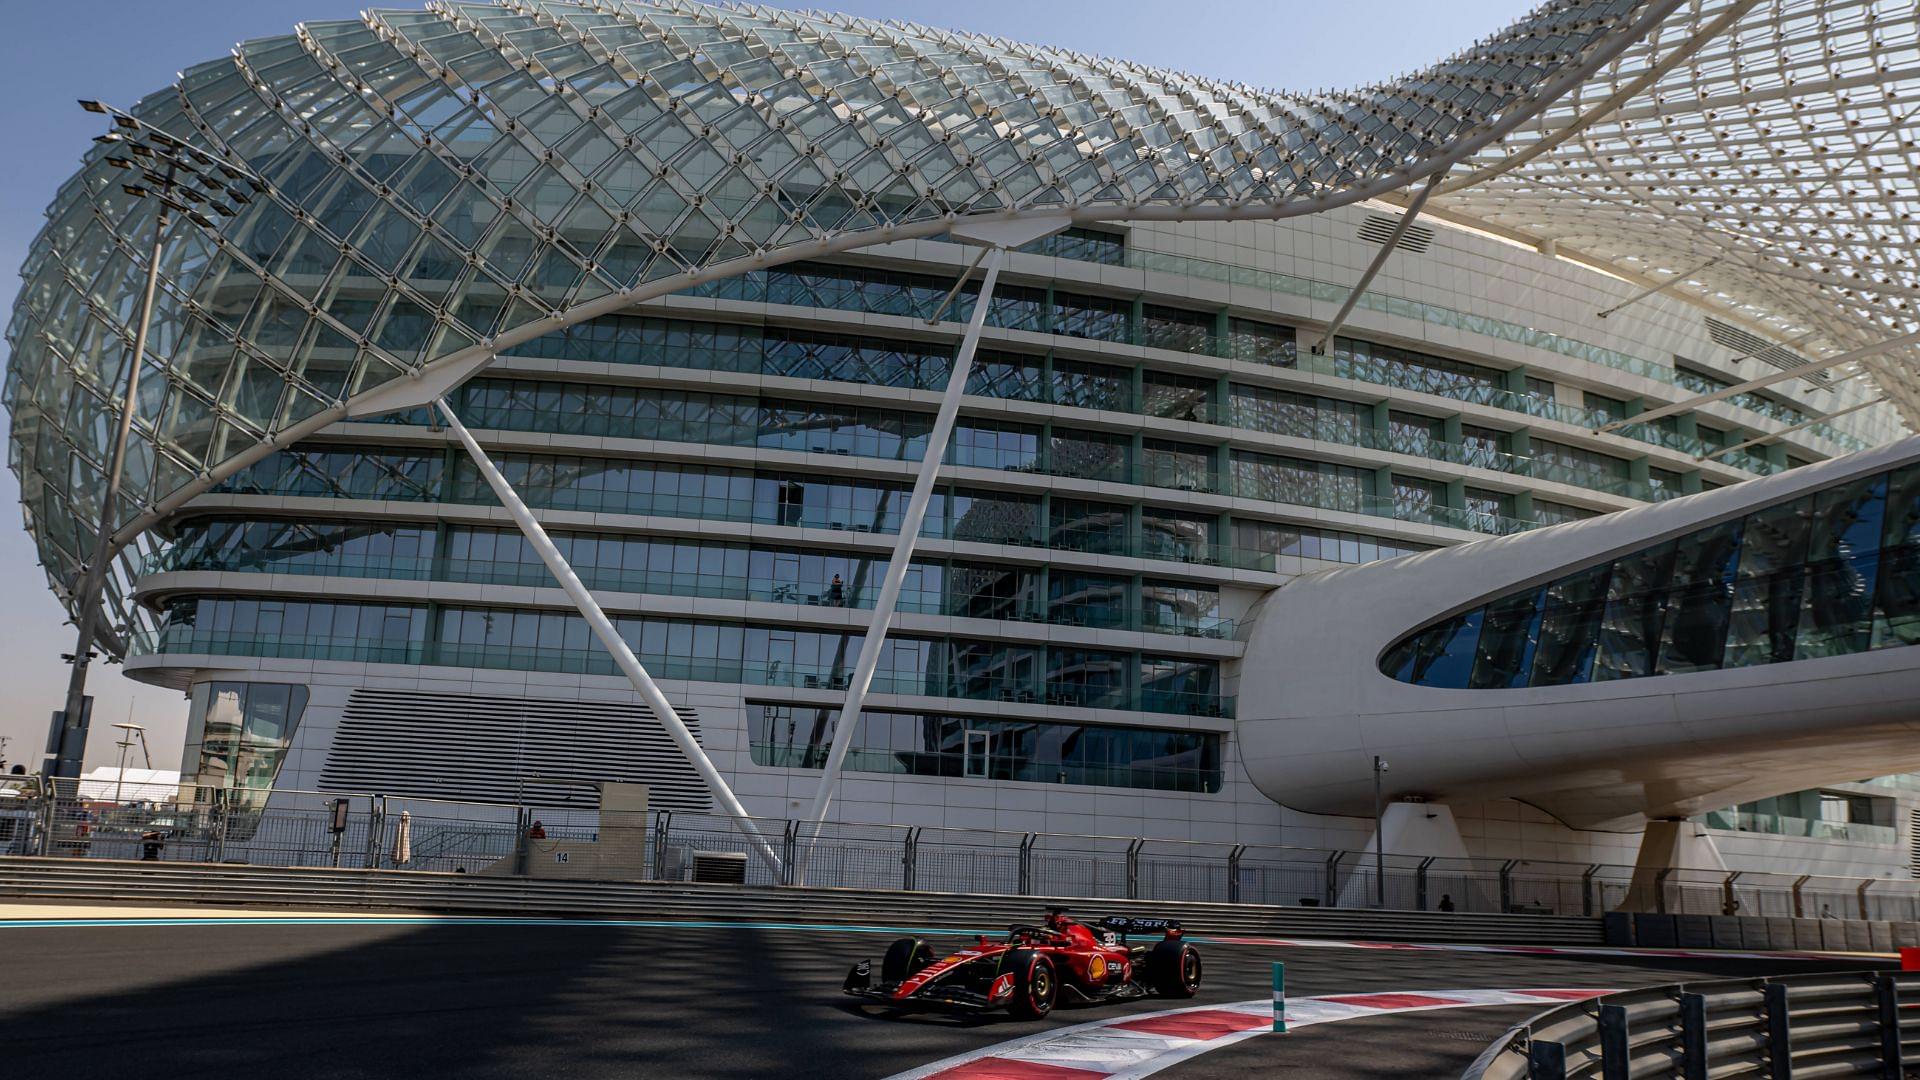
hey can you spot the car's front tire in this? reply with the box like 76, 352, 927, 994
1147, 940, 1201, 998
1004, 950, 1058, 1020
882, 937, 935, 984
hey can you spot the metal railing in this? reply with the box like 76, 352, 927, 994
0, 858, 1603, 944
1464, 969, 1919, 1078
6, 776, 1920, 928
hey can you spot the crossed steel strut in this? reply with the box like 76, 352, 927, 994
56, 0, 1764, 878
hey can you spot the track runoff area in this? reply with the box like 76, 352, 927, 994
0, 906, 1898, 1079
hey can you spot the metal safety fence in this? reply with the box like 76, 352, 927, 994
4, 774, 1919, 923
1464, 969, 1920, 1079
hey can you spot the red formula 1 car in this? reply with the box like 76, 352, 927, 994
843, 907, 1203, 1019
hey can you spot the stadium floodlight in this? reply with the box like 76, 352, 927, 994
51, 101, 265, 780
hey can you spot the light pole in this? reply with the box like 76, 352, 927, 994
110, 721, 146, 806
1373, 755, 1389, 909
52, 102, 264, 778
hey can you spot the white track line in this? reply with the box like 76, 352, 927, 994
884, 987, 1610, 1080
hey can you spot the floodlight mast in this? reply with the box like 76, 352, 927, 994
53, 104, 264, 780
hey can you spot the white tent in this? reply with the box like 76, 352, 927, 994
76, 767, 181, 804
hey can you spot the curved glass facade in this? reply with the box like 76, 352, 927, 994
1381, 462, 1920, 688
4, 0, 1657, 625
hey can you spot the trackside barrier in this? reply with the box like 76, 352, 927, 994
1463, 970, 1920, 1079
1604, 910, 1920, 953
0, 857, 1607, 945
9, 776, 1920, 925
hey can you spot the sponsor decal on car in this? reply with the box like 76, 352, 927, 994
1088, 954, 1107, 980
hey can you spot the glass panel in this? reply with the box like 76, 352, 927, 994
1656, 520, 1742, 674
1725, 496, 1813, 667
1528, 564, 1612, 686
1592, 541, 1677, 681
1795, 475, 1886, 660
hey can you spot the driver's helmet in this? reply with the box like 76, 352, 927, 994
1045, 908, 1069, 928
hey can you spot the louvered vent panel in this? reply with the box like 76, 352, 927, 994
1357, 214, 1435, 253
321, 688, 713, 811
1911, 808, 1920, 879
1705, 317, 1829, 387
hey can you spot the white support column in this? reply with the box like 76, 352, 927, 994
435, 396, 782, 876
802, 246, 1008, 836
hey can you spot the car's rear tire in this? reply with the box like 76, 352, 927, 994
882, 937, 935, 984
1005, 951, 1058, 1020
1147, 940, 1202, 998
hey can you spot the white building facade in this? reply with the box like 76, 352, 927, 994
127, 206, 1919, 881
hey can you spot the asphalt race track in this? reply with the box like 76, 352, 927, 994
0, 915, 1890, 1079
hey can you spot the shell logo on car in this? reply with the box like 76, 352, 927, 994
1088, 955, 1107, 980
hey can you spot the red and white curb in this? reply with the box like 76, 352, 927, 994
885, 987, 1609, 1080
1198, 934, 1892, 963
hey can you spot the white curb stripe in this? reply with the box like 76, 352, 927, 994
1200, 934, 1892, 963
884, 987, 1609, 1080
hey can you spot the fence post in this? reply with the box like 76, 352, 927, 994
1527, 1039, 1568, 1079
511, 806, 529, 876
1500, 860, 1518, 914
781, 820, 798, 886
1126, 838, 1144, 900
211, 790, 229, 864
1324, 850, 1344, 908
1763, 982, 1791, 1078
1582, 865, 1600, 917
1416, 856, 1434, 911
1227, 844, 1245, 904
1876, 974, 1902, 1079
1680, 992, 1709, 1080
1858, 879, 1873, 921
1018, 833, 1036, 895
34, 788, 54, 857
650, 809, 671, 881
365, 795, 385, 870
902, 827, 919, 891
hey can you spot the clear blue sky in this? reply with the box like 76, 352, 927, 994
0, 0, 1537, 773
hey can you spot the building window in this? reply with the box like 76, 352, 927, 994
180, 681, 311, 816
749, 704, 1223, 793
1381, 461, 1920, 688
1018, 226, 1125, 265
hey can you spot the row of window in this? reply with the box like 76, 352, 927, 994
157, 518, 1232, 636
502, 295, 1780, 475
1384, 462, 1920, 688
432, 375, 1676, 508
150, 597, 1232, 716
211, 446, 1447, 564
674, 263, 1802, 455
750, 703, 1221, 793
